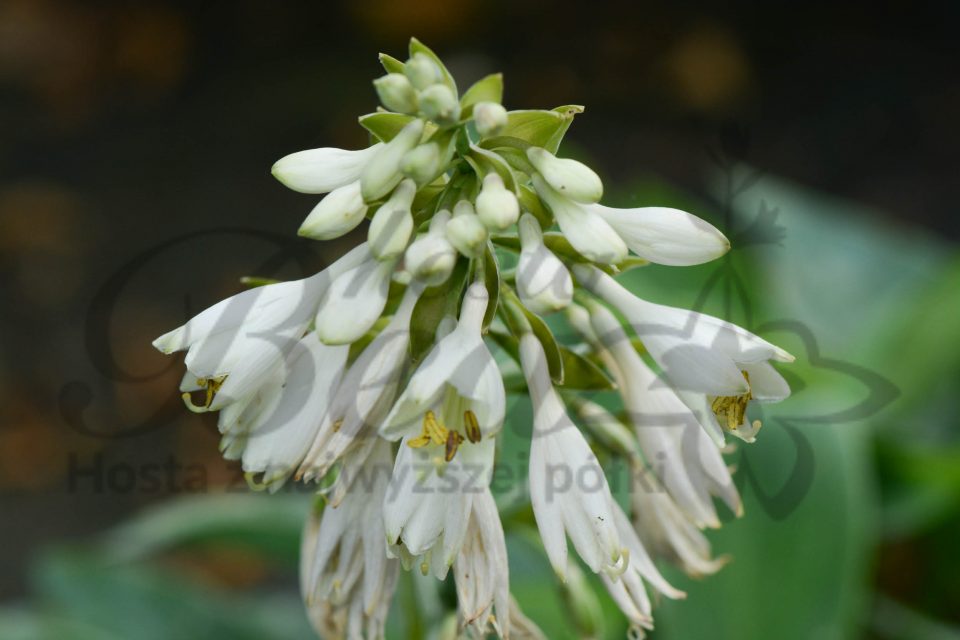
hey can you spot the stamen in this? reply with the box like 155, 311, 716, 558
408, 410, 450, 449
710, 371, 753, 432
464, 410, 482, 443
445, 430, 464, 462
180, 375, 226, 413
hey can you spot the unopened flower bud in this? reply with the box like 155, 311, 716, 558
446, 200, 488, 257
361, 119, 425, 202
368, 179, 416, 259
298, 180, 368, 240
527, 147, 603, 204
516, 213, 573, 314
418, 85, 460, 125
473, 101, 508, 137
374, 73, 418, 114
475, 173, 520, 231
405, 210, 457, 285
405, 52, 442, 90
400, 142, 442, 184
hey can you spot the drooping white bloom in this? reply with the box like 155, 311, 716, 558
589, 302, 741, 528
519, 332, 626, 580
374, 73, 418, 114
532, 174, 627, 264
516, 213, 573, 315
454, 488, 511, 638
574, 263, 794, 397
590, 204, 730, 266
601, 502, 685, 634
475, 173, 520, 231
299, 283, 424, 481
368, 178, 416, 260
473, 102, 508, 138
298, 180, 368, 240
630, 466, 729, 578
153, 244, 369, 411
404, 210, 458, 285
383, 434, 496, 576
382, 282, 504, 441
224, 332, 349, 487
272, 143, 382, 194
315, 250, 397, 345
446, 200, 488, 258
527, 147, 603, 204
301, 440, 399, 640
361, 119, 425, 201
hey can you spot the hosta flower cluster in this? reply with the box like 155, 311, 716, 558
153, 39, 793, 639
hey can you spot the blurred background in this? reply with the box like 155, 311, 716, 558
1, 1, 958, 638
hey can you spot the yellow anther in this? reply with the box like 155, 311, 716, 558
181, 375, 226, 413
445, 430, 464, 462
711, 371, 752, 432
424, 410, 448, 445
332, 418, 344, 433
463, 410, 482, 443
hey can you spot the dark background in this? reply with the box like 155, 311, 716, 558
1, 1, 958, 638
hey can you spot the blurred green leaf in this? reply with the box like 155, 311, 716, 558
459, 73, 503, 118
102, 493, 308, 565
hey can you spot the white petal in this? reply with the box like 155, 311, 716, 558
273, 143, 381, 194
240, 335, 349, 485
742, 360, 791, 402
533, 174, 626, 264
315, 255, 395, 345
591, 204, 729, 266
298, 180, 368, 240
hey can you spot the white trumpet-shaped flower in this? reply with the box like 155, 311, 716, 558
516, 213, 573, 315
527, 147, 603, 204
315, 250, 397, 345
298, 180, 368, 240
574, 263, 794, 397
589, 303, 741, 528
590, 204, 730, 266
519, 332, 626, 580
272, 143, 382, 194
368, 178, 416, 260
299, 283, 424, 481
301, 440, 399, 640
404, 210, 458, 285
454, 488, 511, 638
153, 244, 369, 411
361, 119, 425, 201
532, 174, 627, 264
475, 173, 519, 231
630, 466, 729, 578
601, 502, 685, 635
383, 433, 496, 577
220, 332, 349, 487
382, 282, 504, 441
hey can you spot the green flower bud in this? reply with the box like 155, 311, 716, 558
527, 146, 603, 204
373, 73, 418, 114
475, 173, 520, 231
405, 52, 442, 90
368, 179, 416, 259
446, 200, 488, 257
400, 142, 442, 184
405, 210, 457, 285
473, 101, 508, 137
418, 84, 460, 126
360, 119, 424, 201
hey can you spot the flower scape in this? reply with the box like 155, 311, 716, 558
153, 39, 794, 639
